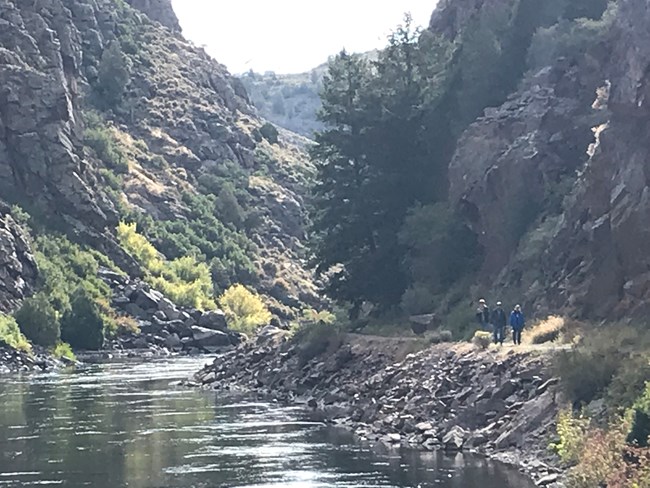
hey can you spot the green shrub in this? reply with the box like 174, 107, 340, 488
555, 347, 619, 406
96, 41, 131, 108
0, 314, 31, 353
215, 184, 245, 228
117, 222, 164, 273
61, 287, 105, 350
259, 122, 279, 144
401, 283, 437, 315
15, 293, 60, 347
606, 355, 650, 411
628, 383, 650, 447
85, 126, 128, 173
527, 4, 617, 70
550, 409, 591, 464
293, 321, 343, 367
118, 222, 216, 309
127, 191, 258, 290
34, 235, 113, 314
219, 284, 271, 334
472, 330, 492, 350
52, 342, 76, 361
430, 329, 453, 344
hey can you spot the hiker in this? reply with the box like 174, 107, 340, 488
475, 298, 490, 331
491, 301, 507, 345
510, 304, 525, 345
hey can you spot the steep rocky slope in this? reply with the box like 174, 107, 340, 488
0, 0, 318, 328
444, 0, 650, 321
0, 204, 36, 313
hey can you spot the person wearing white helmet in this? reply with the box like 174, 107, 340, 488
475, 298, 490, 330
491, 301, 507, 345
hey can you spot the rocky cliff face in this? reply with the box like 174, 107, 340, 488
0, 0, 318, 318
0, 0, 115, 228
125, 0, 181, 32
543, 0, 650, 319
446, 0, 650, 320
0, 203, 36, 313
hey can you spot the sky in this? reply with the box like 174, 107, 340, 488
171, 1, 439, 74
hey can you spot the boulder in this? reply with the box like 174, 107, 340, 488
385, 433, 401, 443
123, 303, 147, 319
158, 297, 181, 321
133, 288, 162, 310
164, 333, 182, 350
442, 426, 468, 451
191, 326, 231, 347
197, 310, 228, 331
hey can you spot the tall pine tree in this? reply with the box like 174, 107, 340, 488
311, 19, 453, 308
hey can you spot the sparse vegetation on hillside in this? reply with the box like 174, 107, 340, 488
239, 67, 326, 138
117, 222, 216, 309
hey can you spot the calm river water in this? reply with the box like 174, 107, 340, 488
0, 357, 535, 487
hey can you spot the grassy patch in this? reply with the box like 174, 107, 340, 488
525, 315, 566, 345
472, 330, 492, 350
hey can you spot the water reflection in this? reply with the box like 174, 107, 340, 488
0, 358, 535, 487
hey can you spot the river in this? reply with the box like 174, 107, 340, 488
0, 357, 535, 487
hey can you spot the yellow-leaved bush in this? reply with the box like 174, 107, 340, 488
117, 222, 215, 309
219, 284, 271, 334
0, 314, 31, 353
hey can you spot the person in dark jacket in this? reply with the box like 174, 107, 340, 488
475, 299, 490, 330
510, 304, 525, 345
491, 301, 507, 345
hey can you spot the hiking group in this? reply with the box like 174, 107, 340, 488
476, 299, 525, 345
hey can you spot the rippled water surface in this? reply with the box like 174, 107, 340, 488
0, 357, 535, 487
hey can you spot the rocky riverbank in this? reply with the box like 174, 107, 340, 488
0, 344, 72, 374
98, 268, 242, 355
194, 330, 565, 487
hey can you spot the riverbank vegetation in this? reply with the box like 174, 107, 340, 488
218, 284, 271, 334
0, 314, 31, 352
551, 323, 650, 487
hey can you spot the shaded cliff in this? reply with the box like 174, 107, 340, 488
442, 0, 650, 321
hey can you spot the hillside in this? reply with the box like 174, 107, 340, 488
0, 0, 319, 353
239, 66, 326, 138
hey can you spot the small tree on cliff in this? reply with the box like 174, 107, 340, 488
96, 42, 131, 108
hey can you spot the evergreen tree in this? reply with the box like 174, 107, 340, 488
96, 42, 131, 108
310, 19, 454, 307
310, 50, 379, 303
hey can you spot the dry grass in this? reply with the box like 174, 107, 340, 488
525, 315, 566, 345
472, 330, 492, 350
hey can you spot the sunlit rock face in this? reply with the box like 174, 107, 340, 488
125, 0, 181, 32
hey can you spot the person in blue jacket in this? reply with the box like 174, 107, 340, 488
510, 304, 525, 345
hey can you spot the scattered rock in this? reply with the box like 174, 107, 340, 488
443, 425, 468, 451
